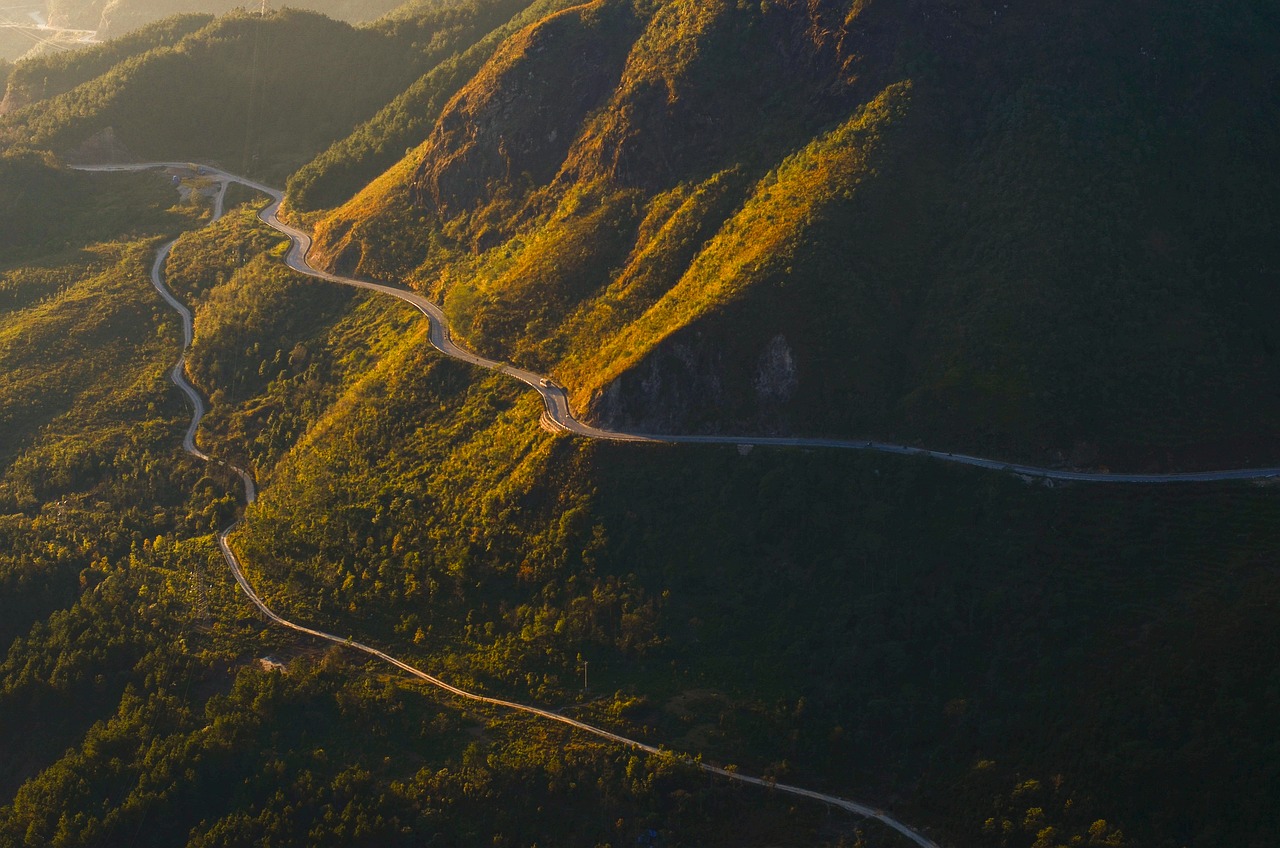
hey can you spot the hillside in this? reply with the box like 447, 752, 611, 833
0, 172, 887, 848
45, 0, 402, 38
309, 0, 1280, 470
284, 0, 569, 212
5, 166, 1275, 847
1, 1, 1279, 846
0, 8, 454, 178
0, 14, 212, 114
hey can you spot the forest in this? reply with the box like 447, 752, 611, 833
1, 0, 1278, 846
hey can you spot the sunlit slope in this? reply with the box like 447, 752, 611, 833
206, 249, 1280, 848
285, 0, 555, 212
307, 0, 1280, 467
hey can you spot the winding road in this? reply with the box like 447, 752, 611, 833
71, 159, 1280, 848
76, 162, 945, 848
79, 162, 1280, 485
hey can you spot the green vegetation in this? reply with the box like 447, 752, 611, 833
0, 9, 439, 178
310, 0, 1280, 468
0, 14, 212, 113
0, 172, 880, 848
221, 293, 1280, 847
2, 0, 1278, 846
0, 150, 182, 261
45, 0, 402, 36
286, 0, 566, 212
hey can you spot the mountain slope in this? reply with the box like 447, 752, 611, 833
0, 9, 432, 177
309, 0, 1280, 468
0, 14, 212, 114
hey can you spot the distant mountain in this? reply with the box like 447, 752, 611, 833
46, 0, 403, 37
0, 14, 212, 114
0, 9, 446, 178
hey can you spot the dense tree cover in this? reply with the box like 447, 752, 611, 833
0, 151, 185, 260
220, 286, 1280, 847
1, 172, 886, 848
151, 208, 1274, 845
0, 14, 212, 113
46, 0, 403, 37
0, 9, 450, 179
0, 172, 214, 655
2, 1, 1278, 846
309, 0, 1280, 468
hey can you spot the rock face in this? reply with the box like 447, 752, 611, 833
409, 0, 638, 219
592, 329, 802, 436
754, 335, 799, 404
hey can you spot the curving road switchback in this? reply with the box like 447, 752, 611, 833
78, 162, 1280, 484
77, 162, 945, 848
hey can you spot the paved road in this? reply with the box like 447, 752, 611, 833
83, 162, 943, 848
77, 162, 1280, 484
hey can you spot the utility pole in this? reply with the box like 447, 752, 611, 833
583, 660, 589, 695
259, 0, 267, 16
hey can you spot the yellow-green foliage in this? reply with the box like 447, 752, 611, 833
564, 81, 909, 411
549, 168, 744, 394
287, 0, 577, 212
0, 241, 176, 469
442, 181, 642, 363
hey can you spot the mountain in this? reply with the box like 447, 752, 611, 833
0, 14, 212, 114
309, 0, 1280, 470
0, 9, 444, 178
45, 0, 402, 40
1, 1, 1279, 847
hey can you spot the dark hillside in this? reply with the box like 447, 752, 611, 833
0, 14, 212, 114
0, 9, 431, 178
0, 149, 180, 260
310, 0, 1280, 468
